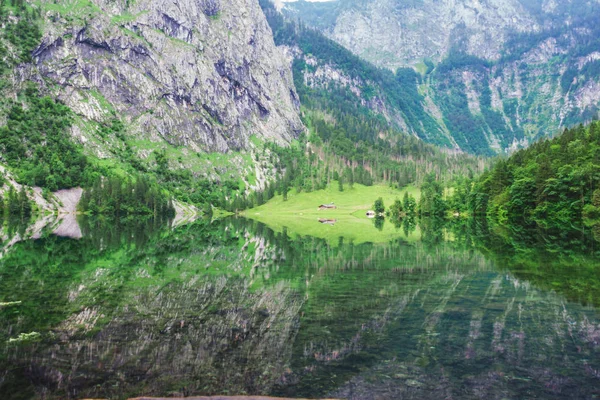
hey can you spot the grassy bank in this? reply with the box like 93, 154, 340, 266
243, 182, 421, 244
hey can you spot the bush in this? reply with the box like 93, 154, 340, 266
373, 197, 385, 214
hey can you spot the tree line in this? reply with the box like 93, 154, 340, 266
79, 175, 175, 217
367, 120, 600, 235
0, 184, 32, 218
467, 121, 600, 228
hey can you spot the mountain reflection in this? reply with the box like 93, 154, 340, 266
0, 217, 598, 399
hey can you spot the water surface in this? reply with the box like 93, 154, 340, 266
0, 217, 599, 399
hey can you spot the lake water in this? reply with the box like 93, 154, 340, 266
1, 217, 599, 399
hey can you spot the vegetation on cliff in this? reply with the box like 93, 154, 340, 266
0, 87, 94, 191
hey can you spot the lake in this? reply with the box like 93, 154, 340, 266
0, 216, 599, 399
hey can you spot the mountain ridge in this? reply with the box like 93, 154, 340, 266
279, 0, 600, 154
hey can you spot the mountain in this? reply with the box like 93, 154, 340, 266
252, 0, 488, 199
282, 0, 599, 69
0, 0, 307, 209
262, 0, 456, 147
29, 0, 303, 154
281, 0, 600, 154
2, 0, 595, 214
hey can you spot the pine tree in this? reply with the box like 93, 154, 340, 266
7, 187, 19, 215
390, 199, 403, 220
345, 167, 354, 189
373, 197, 385, 215
282, 180, 289, 201
18, 185, 31, 217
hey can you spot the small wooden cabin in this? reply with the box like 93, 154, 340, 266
318, 203, 337, 210
318, 218, 337, 225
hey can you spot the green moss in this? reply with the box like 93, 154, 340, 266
119, 26, 153, 48
38, 0, 101, 23
110, 10, 148, 25
249, 135, 264, 148
246, 172, 257, 187
88, 89, 114, 113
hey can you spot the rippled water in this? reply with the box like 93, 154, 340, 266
0, 217, 599, 399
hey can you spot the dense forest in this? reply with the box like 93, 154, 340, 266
0, 87, 94, 191
469, 121, 600, 228
0, 0, 41, 75
79, 175, 175, 217
359, 120, 600, 235
0, 182, 31, 219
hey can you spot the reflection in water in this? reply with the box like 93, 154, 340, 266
0, 217, 599, 399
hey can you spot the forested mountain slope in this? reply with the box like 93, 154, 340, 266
282, 0, 600, 69
282, 0, 600, 155
261, 0, 456, 148
254, 0, 487, 197
0, 0, 307, 211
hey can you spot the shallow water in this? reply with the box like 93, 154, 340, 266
0, 217, 599, 399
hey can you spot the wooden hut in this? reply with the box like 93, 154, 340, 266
318, 202, 337, 210
318, 218, 337, 225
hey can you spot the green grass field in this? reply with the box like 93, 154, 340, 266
243, 182, 422, 245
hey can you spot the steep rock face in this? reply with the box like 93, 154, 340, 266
285, 0, 539, 70
31, 0, 303, 153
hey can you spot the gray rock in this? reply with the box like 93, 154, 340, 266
31, 0, 304, 153
286, 0, 540, 70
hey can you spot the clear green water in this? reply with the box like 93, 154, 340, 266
0, 217, 599, 399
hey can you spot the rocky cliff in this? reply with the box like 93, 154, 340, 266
279, 0, 600, 154
338, 0, 536, 69
282, 0, 598, 69
427, 25, 600, 153
29, 0, 303, 154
